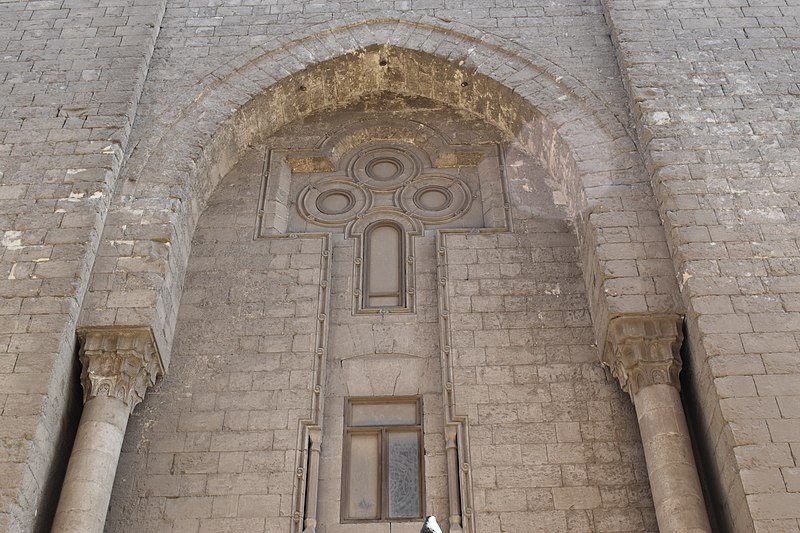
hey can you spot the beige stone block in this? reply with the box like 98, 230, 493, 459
242, 451, 285, 473
477, 444, 522, 466
708, 354, 765, 377
753, 519, 800, 533
599, 487, 629, 507
483, 488, 528, 512
496, 464, 562, 488
237, 494, 280, 517
562, 464, 588, 487
500, 510, 567, 532
741, 468, 787, 493
587, 464, 637, 486
768, 419, 800, 442
714, 376, 757, 397
197, 518, 266, 533
755, 375, 800, 396
477, 403, 520, 424
390, 522, 428, 533
179, 474, 208, 497
522, 444, 547, 465
555, 422, 581, 443
139, 475, 180, 497
782, 467, 800, 492
553, 486, 601, 510
522, 488, 554, 511
471, 465, 497, 488
592, 508, 645, 532
735, 444, 795, 469
729, 420, 772, 445
720, 397, 781, 420
763, 354, 800, 374
176, 452, 220, 475
547, 443, 590, 464
749, 493, 800, 519
164, 496, 213, 519
211, 495, 238, 518
222, 411, 250, 431
172, 519, 201, 533
217, 452, 244, 474
146, 453, 174, 475
777, 396, 800, 418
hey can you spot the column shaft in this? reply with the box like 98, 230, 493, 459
634, 384, 711, 533
603, 315, 712, 533
51, 396, 130, 533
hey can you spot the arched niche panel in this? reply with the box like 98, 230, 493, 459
81, 19, 680, 372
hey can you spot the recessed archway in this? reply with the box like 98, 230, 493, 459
81, 17, 680, 383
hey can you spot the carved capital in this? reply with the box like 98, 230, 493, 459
602, 315, 684, 395
78, 327, 164, 412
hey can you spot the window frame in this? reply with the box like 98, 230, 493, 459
362, 221, 406, 310
340, 396, 425, 523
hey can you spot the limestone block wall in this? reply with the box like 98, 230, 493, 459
106, 96, 659, 533
0, 1, 796, 532
0, 0, 166, 529
603, 2, 800, 532
107, 148, 324, 532
445, 226, 655, 533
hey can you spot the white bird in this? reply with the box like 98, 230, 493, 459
420, 515, 443, 533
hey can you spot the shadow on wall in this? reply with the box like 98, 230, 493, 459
34, 342, 83, 533
680, 320, 728, 533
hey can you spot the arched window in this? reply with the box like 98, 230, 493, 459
363, 222, 405, 309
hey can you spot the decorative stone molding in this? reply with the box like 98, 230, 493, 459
78, 327, 164, 412
602, 315, 683, 394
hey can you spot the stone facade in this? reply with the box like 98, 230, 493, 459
0, 2, 797, 533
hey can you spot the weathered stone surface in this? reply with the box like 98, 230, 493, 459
1, 1, 797, 532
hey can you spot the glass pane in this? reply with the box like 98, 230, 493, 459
387, 431, 421, 518
351, 402, 418, 426
347, 433, 380, 520
367, 224, 402, 306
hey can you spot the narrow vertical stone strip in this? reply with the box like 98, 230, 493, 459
603, 315, 711, 533
52, 328, 163, 533
445, 424, 463, 533
302, 428, 322, 533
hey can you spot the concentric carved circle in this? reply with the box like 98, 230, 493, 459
366, 157, 403, 181
350, 147, 420, 190
414, 186, 452, 211
316, 190, 355, 215
298, 179, 369, 226
398, 175, 472, 224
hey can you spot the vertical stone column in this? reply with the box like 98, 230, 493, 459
603, 315, 712, 533
444, 424, 463, 533
52, 328, 163, 533
302, 427, 322, 533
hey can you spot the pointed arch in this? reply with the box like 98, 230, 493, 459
80, 17, 681, 369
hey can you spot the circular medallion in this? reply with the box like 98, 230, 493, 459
298, 180, 369, 226
316, 190, 355, 215
350, 147, 421, 190
413, 186, 453, 211
398, 175, 472, 224
365, 158, 403, 181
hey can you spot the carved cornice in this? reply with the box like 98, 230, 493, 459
77, 327, 164, 412
602, 315, 684, 395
